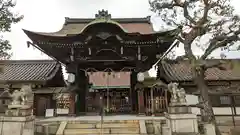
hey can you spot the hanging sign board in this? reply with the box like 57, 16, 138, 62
45, 109, 54, 117
56, 108, 69, 115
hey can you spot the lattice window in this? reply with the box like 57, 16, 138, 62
220, 96, 231, 105
56, 94, 70, 109
211, 95, 231, 106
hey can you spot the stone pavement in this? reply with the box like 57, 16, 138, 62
37, 115, 165, 122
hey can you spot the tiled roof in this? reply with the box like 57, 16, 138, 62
160, 60, 240, 82
29, 17, 154, 36
33, 87, 66, 94
89, 72, 130, 88
0, 60, 62, 82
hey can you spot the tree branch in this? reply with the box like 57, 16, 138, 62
198, 0, 210, 25
152, 0, 197, 25
182, 1, 197, 25
201, 28, 240, 60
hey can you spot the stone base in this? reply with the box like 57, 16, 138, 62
165, 113, 198, 134
168, 106, 191, 114
5, 105, 32, 116
0, 115, 35, 135
8, 104, 31, 109
204, 123, 216, 135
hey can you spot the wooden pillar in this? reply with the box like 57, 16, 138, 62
151, 88, 154, 115
130, 71, 138, 113
138, 89, 145, 115
68, 92, 76, 116
76, 69, 87, 115
95, 92, 101, 114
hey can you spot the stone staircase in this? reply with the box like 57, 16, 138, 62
63, 120, 141, 135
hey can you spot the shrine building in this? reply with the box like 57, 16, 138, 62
23, 10, 177, 116
11, 10, 240, 117
1, 59, 240, 117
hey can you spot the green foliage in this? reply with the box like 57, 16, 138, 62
0, 0, 23, 59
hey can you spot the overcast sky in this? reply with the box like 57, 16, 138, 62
5, 0, 153, 60
2, 0, 240, 77
4, 0, 239, 60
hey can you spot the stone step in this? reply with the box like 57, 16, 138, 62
66, 123, 139, 129
64, 128, 140, 134
67, 120, 139, 124
110, 128, 140, 134
64, 129, 110, 134
65, 134, 140, 135
96, 123, 139, 128
172, 133, 199, 135
66, 123, 96, 129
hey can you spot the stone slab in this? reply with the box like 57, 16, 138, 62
8, 104, 31, 109
0, 115, 35, 135
67, 123, 96, 129
37, 115, 166, 122
0, 115, 35, 122
139, 120, 147, 134
56, 121, 67, 135
111, 128, 139, 134
168, 106, 191, 114
165, 113, 198, 119
153, 120, 161, 134
165, 113, 198, 133
5, 106, 32, 117
96, 123, 139, 128
64, 128, 110, 134
204, 124, 216, 135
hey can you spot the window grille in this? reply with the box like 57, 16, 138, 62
220, 96, 231, 105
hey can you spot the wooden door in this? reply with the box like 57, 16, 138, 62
36, 95, 51, 116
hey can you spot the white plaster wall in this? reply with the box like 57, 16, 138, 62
235, 107, 240, 115
186, 94, 234, 115
191, 107, 201, 115
191, 107, 233, 115
213, 107, 232, 115
186, 94, 199, 105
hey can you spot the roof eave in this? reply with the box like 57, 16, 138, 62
65, 16, 151, 24
0, 80, 47, 84
23, 28, 178, 42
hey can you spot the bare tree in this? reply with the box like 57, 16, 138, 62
149, 0, 240, 134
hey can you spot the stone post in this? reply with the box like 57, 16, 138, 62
204, 123, 216, 135
164, 83, 199, 135
1, 105, 35, 135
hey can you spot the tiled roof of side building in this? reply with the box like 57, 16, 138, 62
0, 60, 63, 82
159, 59, 240, 82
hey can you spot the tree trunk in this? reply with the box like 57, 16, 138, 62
193, 66, 221, 135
